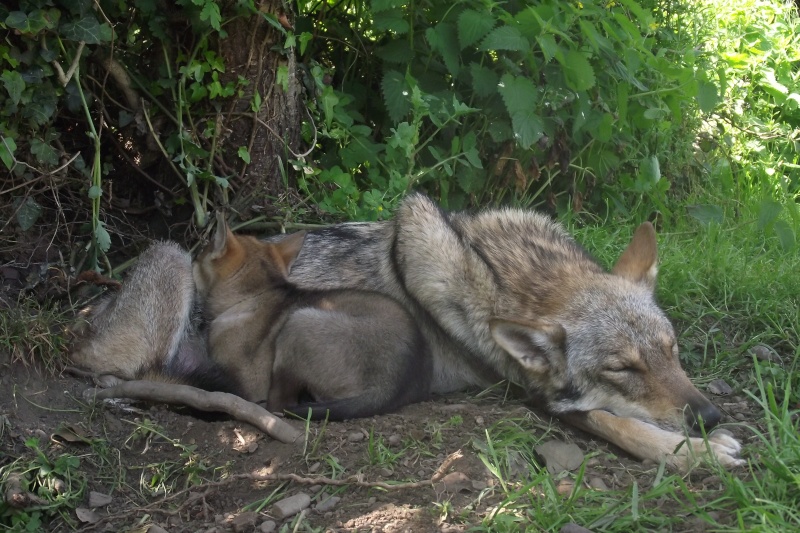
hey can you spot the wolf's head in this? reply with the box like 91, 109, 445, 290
192, 213, 306, 316
490, 222, 721, 434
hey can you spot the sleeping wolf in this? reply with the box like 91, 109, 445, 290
192, 214, 431, 420
268, 193, 743, 470
69, 241, 238, 392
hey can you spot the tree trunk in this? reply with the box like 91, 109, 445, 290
218, 0, 303, 216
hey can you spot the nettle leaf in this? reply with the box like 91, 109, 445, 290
376, 39, 414, 64
774, 220, 796, 251
696, 79, 719, 113
457, 9, 495, 50
373, 8, 409, 34
381, 70, 410, 123
687, 204, 724, 226
536, 35, 560, 63
509, 109, 545, 149
60, 15, 112, 44
757, 199, 782, 230
1, 70, 25, 106
469, 63, 497, 98
480, 26, 529, 52
559, 49, 595, 92
426, 22, 460, 77
498, 73, 537, 115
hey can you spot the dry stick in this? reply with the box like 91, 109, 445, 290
89, 380, 302, 444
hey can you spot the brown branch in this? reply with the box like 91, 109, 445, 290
88, 380, 303, 444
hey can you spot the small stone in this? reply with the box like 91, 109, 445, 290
75, 508, 100, 524
231, 511, 259, 532
439, 472, 473, 493
417, 469, 426, 478
315, 495, 340, 513
388, 434, 402, 446
347, 431, 364, 443
734, 412, 747, 421
702, 475, 722, 486
379, 467, 393, 477
588, 477, 609, 491
368, 497, 377, 505
556, 479, 575, 497
560, 523, 593, 533
752, 344, 781, 364
147, 525, 169, 533
471, 480, 488, 490
475, 416, 484, 426
272, 493, 311, 520
535, 440, 585, 475
88, 491, 112, 508
247, 442, 258, 453
308, 484, 322, 493
308, 462, 321, 473
708, 379, 733, 396
260, 520, 277, 533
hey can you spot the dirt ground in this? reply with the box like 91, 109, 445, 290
0, 355, 761, 533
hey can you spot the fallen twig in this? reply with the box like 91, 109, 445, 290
87, 380, 302, 444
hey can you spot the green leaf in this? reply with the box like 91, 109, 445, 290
774, 220, 796, 251
1, 70, 24, 106
711, 158, 733, 190
639, 155, 661, 185
237, 146, 251, 164
559, 49, 595, 92
381, 70, 410, 123
298, 32, 313, 56
536, 35, 560, 63
480, 26, 529, 52
0, 136, 16, 169
757, 199, 782, 230
687, 204, 724, 225
696, 79, 718, 113
373, 8, 409, 34
87, 185, 102, 199
469, 63, 498, 98
508, 109, 545, 149
95, 222, 112, 253
199, 2, 221, 30
15, 197, 42, 231
457, 9, 495, 50
498, 73, 537, 115
30, 139, 58, 166
372, 0, 405, 12
59, 15, 113, 44
376, 39, 414, 63
320, 86, 339, 128
426, 23, 460, 77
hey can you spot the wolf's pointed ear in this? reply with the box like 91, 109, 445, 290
611, 221, 658, 290
208, 211, 235, 260
271, 231, 306, 276
489, 319, 566, 375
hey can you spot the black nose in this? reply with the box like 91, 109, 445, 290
685, 401, 721, 431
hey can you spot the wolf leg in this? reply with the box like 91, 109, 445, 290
562, 410, 744, 471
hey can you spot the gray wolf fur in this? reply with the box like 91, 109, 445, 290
69, 242, 238, 392
191, 214, 431, 420
271, 193, 743, 469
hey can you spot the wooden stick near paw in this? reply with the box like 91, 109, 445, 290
87, 380, 303, 444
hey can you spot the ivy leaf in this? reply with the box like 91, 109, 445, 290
480, 26, 529, 52
30, 138, 59, 166
381, 70, 410, 123
237, 146, 251, 164
1, 70, 25, 106
60, 15, 112, 44
0, 136, 16, 169
425, 22, 460, 77
559, 49, 595, 92
199, 2, 222, 30
469, 63, 498, 97
457, 9, 494, 50
15, 197, 42, 231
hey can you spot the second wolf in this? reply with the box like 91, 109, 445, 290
270, 193, 744, 469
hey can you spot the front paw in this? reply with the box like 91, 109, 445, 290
668, 429, 745, 470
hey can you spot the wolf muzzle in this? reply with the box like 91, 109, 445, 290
685, 398, 721, 432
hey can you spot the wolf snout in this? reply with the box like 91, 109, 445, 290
685, 399, 721, 431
